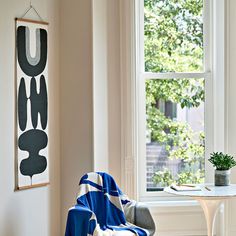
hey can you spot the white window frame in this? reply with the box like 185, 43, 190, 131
120, 0, 225, 202
137, 0, 213, 201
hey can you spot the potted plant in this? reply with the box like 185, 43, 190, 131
208, 152, 236, 186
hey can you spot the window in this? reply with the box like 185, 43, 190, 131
136, 0, 213, 197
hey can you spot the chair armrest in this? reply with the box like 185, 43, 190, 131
134, 202, 156, 236
65, 205, 94, 236
124, 201, 156, 236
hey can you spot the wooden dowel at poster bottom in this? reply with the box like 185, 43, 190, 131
15, 182, 49, 191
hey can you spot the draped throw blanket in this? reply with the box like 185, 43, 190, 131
65, 172, 155, 236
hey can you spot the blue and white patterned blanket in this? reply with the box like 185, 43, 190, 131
65, 172, 149, 236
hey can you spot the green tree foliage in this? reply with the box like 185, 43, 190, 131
144, 0, 205, 187
144, 0, 203, 72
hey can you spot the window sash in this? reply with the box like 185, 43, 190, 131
138, 75, 211, 200
137, 0, 211, 74
141, 72, 210, 80
137, 0, 212, 200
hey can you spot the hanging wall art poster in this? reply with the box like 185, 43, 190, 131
15, 18, 49, 190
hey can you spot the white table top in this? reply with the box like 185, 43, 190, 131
164, 184, 236, 199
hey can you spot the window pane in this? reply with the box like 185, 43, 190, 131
144, 0, 203, 73
146, 78, 205, 190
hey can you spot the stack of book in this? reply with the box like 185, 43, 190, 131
170, 184, 201, 191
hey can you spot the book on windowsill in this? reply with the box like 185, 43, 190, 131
170, 184, 202, 192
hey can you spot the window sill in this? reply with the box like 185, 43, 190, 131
145, 199, 199, 207
141, 200, 202, 214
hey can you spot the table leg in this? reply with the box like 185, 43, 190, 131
197, 199, 223, 236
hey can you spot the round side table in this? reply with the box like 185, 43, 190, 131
164, 184, 236, 236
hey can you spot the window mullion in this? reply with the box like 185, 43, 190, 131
141, 72, 210, 80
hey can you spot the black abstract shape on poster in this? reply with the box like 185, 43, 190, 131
30, 76, 48, 130
17, 26, 47, 76
18, 78, 28, 131
19, 129, 48, 178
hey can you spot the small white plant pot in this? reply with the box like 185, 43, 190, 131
215, 170, 230, 186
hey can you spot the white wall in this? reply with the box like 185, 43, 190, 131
92, 0, 109, 172
0, 0, 61, 236
92, 0, 122, 184
59, 1, 122, 233
60, 0, 94, 234
107, 0, 122, 187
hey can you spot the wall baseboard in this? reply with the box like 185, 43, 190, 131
149, 203, 208, 236
157, 231, 207, 236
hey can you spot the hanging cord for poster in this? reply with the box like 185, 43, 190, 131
21, 0, 44, 22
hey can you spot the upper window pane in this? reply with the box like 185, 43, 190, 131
144, 0, 204, 73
